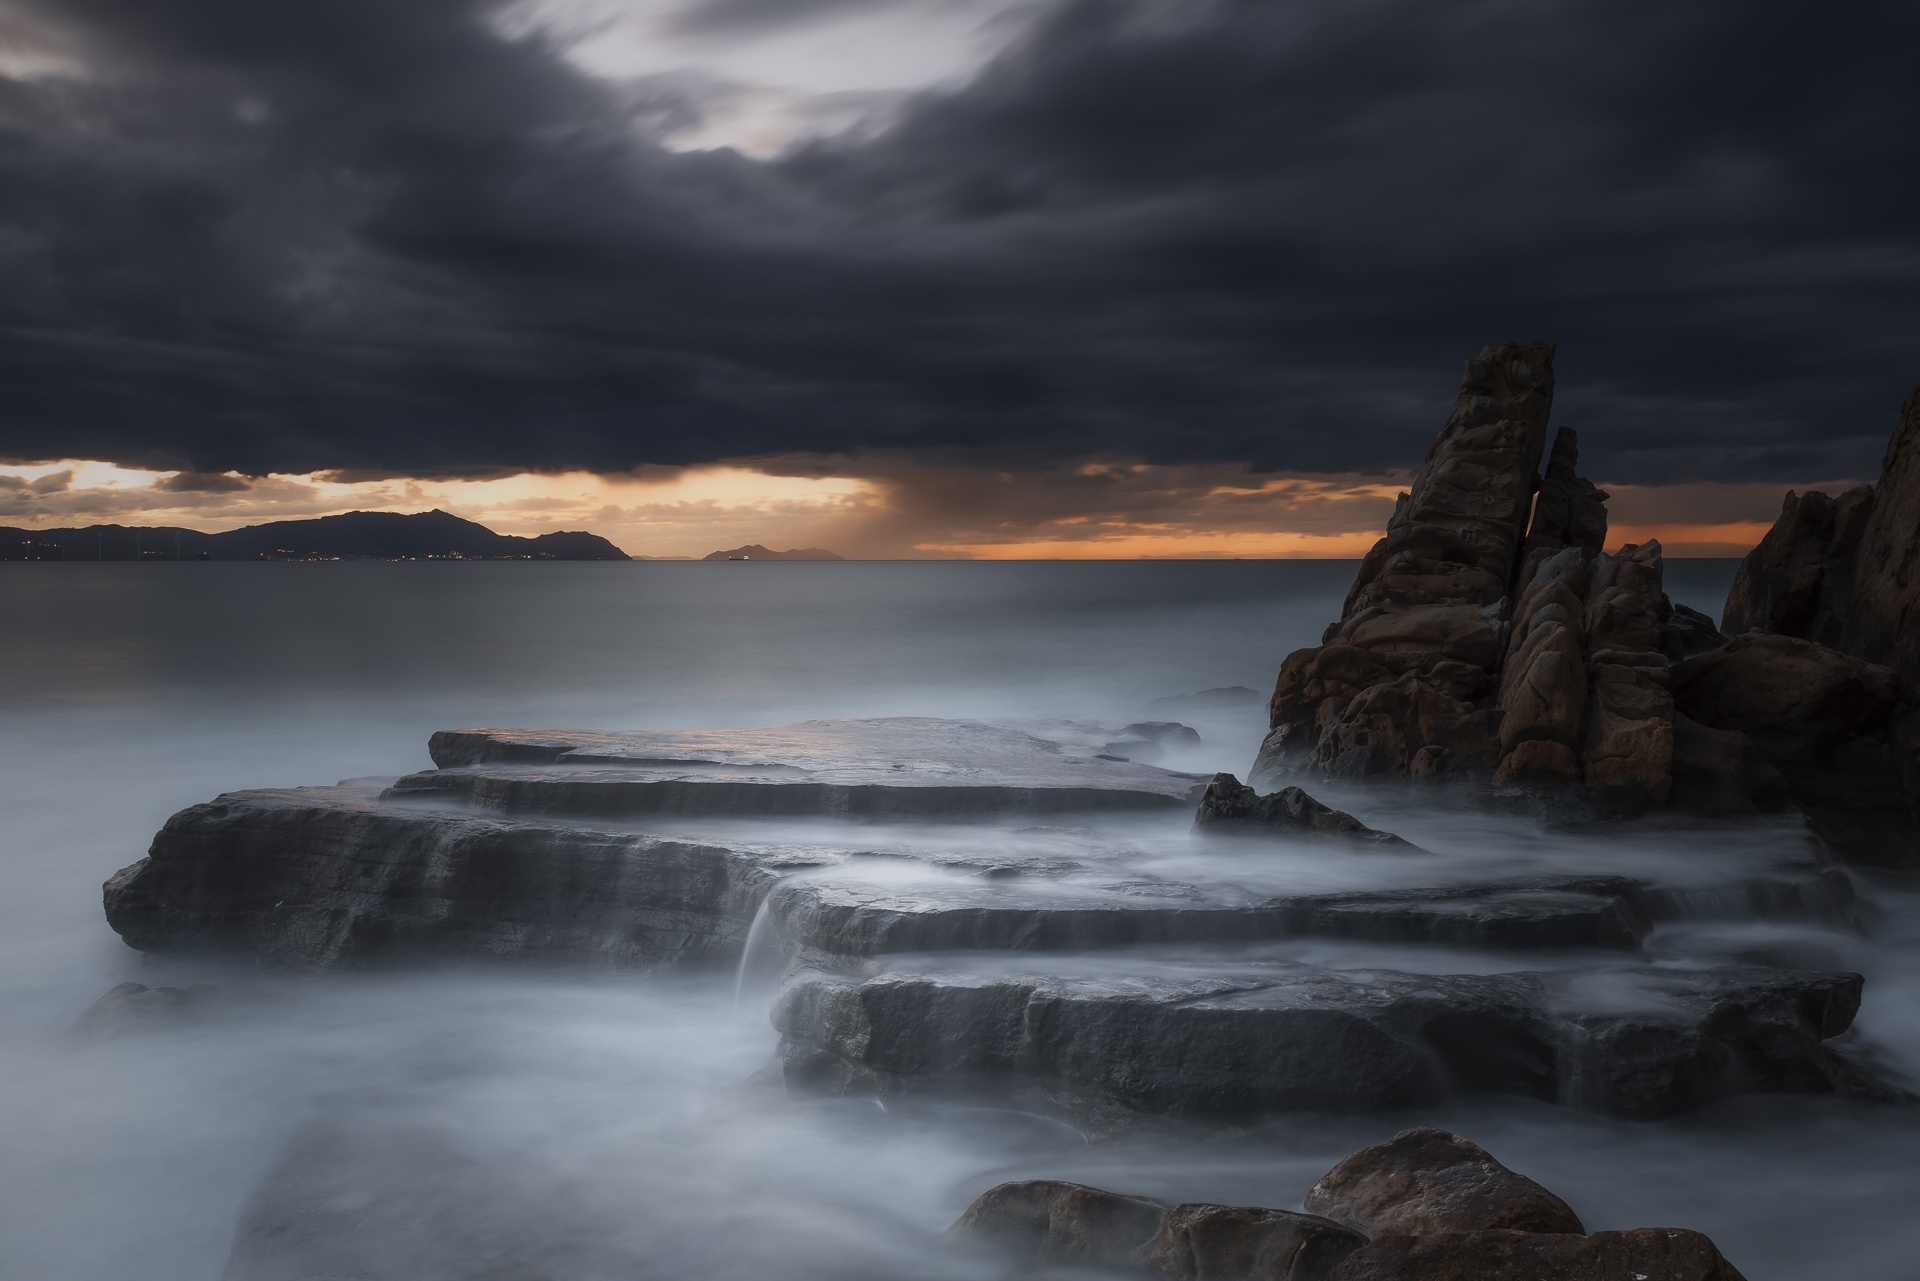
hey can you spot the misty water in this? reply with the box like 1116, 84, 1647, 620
3, 560, 1917, 1280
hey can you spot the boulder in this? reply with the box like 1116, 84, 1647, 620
1326, 1227, 1747, 1281
1661, 601, 1729, 661
1142, 1203, 1367, 1281
1843, 387, 1920, 684
1302, 1128, 1583, 1237
948, 1179, 1166, 1267
1193, 775, 1419, 849
1672, 633, 1918, 863
1722, 486, 1874, 647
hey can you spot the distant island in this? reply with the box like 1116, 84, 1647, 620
0, 510, 630, 561
701, 544, 845, 561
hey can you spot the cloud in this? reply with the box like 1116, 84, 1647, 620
155, 469, 252, 492
0, 0, 1913, 499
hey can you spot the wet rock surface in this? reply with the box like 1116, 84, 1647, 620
774, 955, 1863, 1120
103, 786, 815, 970
947, 1178, 1166, 1267
1194, 775, 1420, 849
1327, 1227, 1748, 1281
1302, 1128, 1582, 1236
1143, 1203, 1367, 1281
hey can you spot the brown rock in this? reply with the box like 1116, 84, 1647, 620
1520, 426, 1608, 562
1840, 386, 1920, 685
1327, 1228, 1747, 1281
1585, 540, 1668, 657
1262, 343, 1557, 786
1667, 713, 1790, 817
1303, 1128, 1582, 1239
1672, 632, 1918, 863
948, 1179, 1166, 1267
1722, 486, 1874, 646
1142, 1203, 1367, 1281
1194, 774, 1418, 850
1307, 673, 1500, 782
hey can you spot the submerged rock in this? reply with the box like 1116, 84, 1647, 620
72, 980, 216, 1037
948, 1179, 1166, 1268
1326, 1227, 1747, 1281
1142, 1203, 1366, 1281
1193, 775, 1418, 849
1302, 1128, 1582, 1237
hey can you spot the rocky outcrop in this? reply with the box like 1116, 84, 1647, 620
1256, 343, 1556, 786
1194, 775, 1419, 849
1254, 350, 1917, 855
775, 959, 1864, 1120
1143, 1204, 1367, 1281
946, 1179, 1166, 1268
1722, 486, 1875, 645
1672, 633, 1919, 865
1253, 346, 1718, 813
1327, 1228, 1747, 1281
1840, 388, 1920, 684
1302, 1129, 1582, 1237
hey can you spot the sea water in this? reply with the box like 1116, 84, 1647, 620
3, 559, 1915, 1280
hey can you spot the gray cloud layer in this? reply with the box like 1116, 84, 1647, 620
2, 0, 1916, 484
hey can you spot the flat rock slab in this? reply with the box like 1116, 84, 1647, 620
403, 718, 1208, 819
773, 953, 1863, 1121
103, 786, 833, 970
767, 875, 1656, 963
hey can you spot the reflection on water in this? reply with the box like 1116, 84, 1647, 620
7, 560, 1919, 1281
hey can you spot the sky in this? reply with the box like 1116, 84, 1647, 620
1, 0, 1916, 558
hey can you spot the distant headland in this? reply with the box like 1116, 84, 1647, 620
0, 510, 630, 561
700, 544, 845, 561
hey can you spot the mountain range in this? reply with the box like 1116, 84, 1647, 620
700, 544, 845, 561
0, 510, 630, 561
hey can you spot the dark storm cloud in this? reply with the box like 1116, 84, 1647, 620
1, 0, 1917, 484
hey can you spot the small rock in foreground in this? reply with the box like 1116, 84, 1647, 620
1304, 1128, 1583, 1237
73, 980, 216, 1038
946, 1179, 1165, 1267
1194, 774, 1418, 850
1326, 1227, 1747, 1280
1143, 1203, 1367, 1281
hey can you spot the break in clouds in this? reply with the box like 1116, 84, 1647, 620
1, 0, 1917, 497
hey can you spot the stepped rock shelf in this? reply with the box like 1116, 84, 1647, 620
105, 713, 1892, 1122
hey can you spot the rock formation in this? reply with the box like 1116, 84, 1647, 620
948, 1130, 1747, 1281
1709, 385, 1920, 863
1255, 347, 1919, 860
1722, 486, 1874, 645
1843, 389, 1920, 683
946, 1179, 1167, 1268
1254, 343, 1734, 817
1302, 1129, 1583, 1237
1193, 774, 1420, 849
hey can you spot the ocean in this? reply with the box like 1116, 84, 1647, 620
4, 559, 1915, 1280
